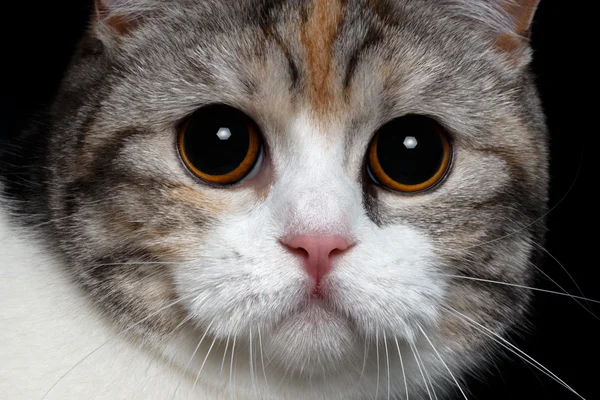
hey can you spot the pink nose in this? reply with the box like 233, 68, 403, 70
283, 235, 350, 285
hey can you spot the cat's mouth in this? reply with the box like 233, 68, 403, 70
310, 283, 327, 300
291, 284, 356, 327
262, 292, 360, 375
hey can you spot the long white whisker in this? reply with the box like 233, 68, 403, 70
383, 331, 391, 400
394, 336, 409, 400
436, 273, 600, 304
220, 335, 231, 377
41, 291, 201, 400
375, 328, 380, 400
500, 205, 591, 310
458, 154, 582, 252
171, 319, 215, 400
418, 325, 468, 400
249, 328, 257, 395
531, 241, 585, 296
360, 337, 369, 381
444, 305, 585, 400
415, 343, 438, 400
86, 258, 204, 271
229, 335, 237, 394
145, 314, 194, 375
192, 335, 218, 389
409, 342, 432, 400
530, 241, 598, 317
258, 327, 270, 396
528, 260, 600, 321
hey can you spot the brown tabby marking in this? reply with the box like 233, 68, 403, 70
300, 0, 345, 118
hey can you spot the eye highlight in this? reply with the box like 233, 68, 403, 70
368, 115, 452, 193
178, 105, 262, 185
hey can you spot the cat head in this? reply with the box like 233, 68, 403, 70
42, 0, 546, 397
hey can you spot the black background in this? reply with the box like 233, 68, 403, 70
1, 2, 597, 399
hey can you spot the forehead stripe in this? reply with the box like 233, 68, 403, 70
300, 0, 345, 118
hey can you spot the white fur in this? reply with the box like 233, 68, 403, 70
0, 207, 218, 399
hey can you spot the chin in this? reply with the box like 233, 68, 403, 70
263, 301, 360, 377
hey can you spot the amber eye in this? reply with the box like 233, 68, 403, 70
368, 115, 452, 193
178, 105, 262, 185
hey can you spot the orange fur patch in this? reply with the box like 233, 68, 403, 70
495, 32, 528, 66
494, 1, 539, 62
300, 0, 345, 118
104, 15, 140, 36
96, 0, 140, 36
502, 0, 539, 37
170, 186, 227, 214
495, 32, 522, 54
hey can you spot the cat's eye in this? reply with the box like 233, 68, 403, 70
368, 115, 452, 193
178, 105, 263, 185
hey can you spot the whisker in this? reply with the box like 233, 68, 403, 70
530, 241, 597, 316
383, 331, 391, 400
415, 343, 438, 400
531, 241, 584, 296
144, 313, 194, 376
86, 258, 203, 271
457, 152, 582, 253
40, 291, 201, 400
220, 335, 231, 377
418, 325, 468, 400
171, 319, 215, 400
443, 305, 585, 399
496, 204, 591, 311
436, 273, 600, 304
527, 260, 600, 321
375, 328, 380, 400
229, 335, 237, 395
394, 336, 409, 400
192, 335, 218, 389
359, 337, 369, 382
249, 327, 257, 395
409, 342, 433, 400
257, 327, 270, 396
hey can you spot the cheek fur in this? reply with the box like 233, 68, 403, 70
329, 220, 448, 340
173, 189, 448, 340
174, 206, 308, 337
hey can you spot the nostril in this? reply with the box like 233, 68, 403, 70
286, 245, 309, 258
329, 247, 346, 257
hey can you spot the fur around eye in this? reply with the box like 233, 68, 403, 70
178, 104, 263, 185
367, 115, 452, 193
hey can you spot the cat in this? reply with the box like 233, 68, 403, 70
0, 0, 563, 399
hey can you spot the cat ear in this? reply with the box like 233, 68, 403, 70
500, 0, 540, 38
494, 0, 540, 58
93, 0, 150, 41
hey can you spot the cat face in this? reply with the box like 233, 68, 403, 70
44, 0, 547, 397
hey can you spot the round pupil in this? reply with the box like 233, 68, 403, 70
376, 117, 445, 186
183, 106, 252, 176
